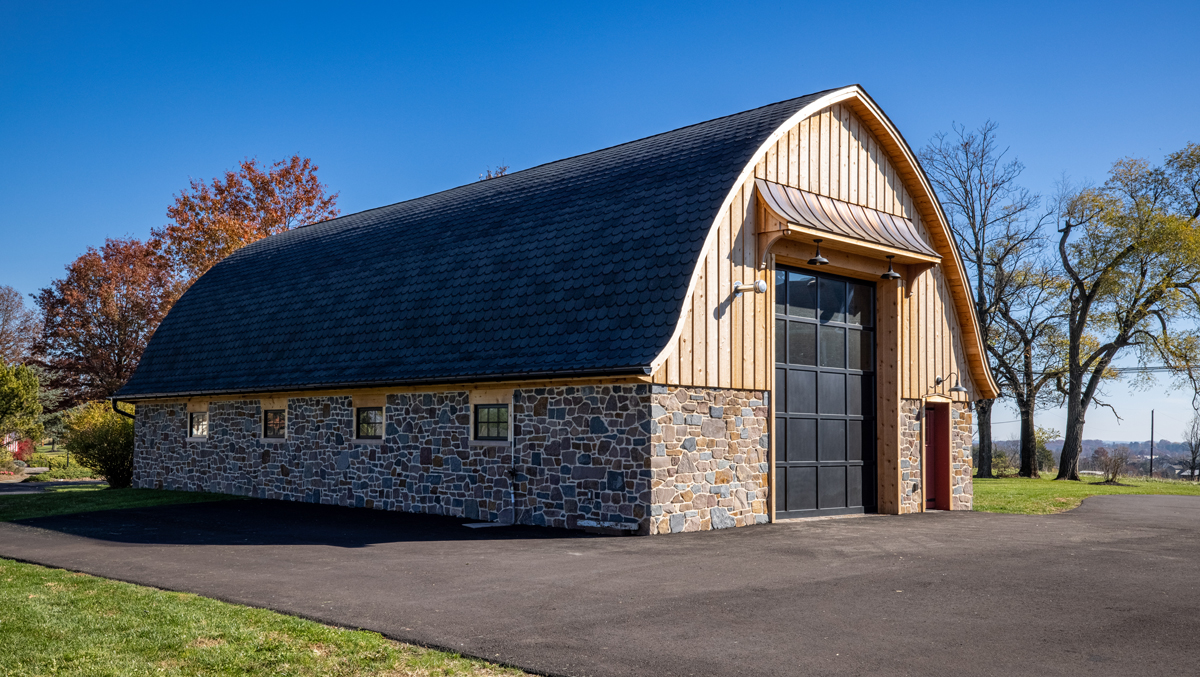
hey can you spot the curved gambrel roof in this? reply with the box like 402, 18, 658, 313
117, 85, 996, 400
117, 89, 837, 398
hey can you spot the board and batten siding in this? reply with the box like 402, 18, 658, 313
652, 103, 976, 402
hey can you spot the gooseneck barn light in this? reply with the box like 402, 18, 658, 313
807, 239, 829, 266
935, 373, 969, 395
881, 255, 902, 281
733, 280, 768, 298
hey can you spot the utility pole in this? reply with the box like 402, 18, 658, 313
1150, 410, 1155, 478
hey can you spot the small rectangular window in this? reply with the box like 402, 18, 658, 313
356, 407, 383, 440
189, 412, 209, 438
474, 404, 509, 441
263, 409, 286, 439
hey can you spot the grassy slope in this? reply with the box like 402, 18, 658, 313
0, 486, 239, 522
0, 558, 525, 677
973, 475, 1200, 514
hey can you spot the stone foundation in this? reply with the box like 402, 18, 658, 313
133, 383, 972, 533
951, 402, 973, 510
647, 386, 770, 534
134, 385, 649, 532
899, 400, 923, 514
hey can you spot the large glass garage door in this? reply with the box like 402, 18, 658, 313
774, 267, 876, 518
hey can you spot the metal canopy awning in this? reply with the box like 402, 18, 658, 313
755, 178, 940, 260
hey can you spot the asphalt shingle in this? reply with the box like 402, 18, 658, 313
116, 89, 836, 398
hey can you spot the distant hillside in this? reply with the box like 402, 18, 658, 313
1034, 439, 1187, 456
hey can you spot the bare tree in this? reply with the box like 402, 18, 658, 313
1182, 410, 1200, 481
921, 121, 1042, 478
988, 256, 1067, 477
1100, 446, 1132, 484
0, 285, 40, 365
479, 165, 510, 181
1054, 143, 1200, 480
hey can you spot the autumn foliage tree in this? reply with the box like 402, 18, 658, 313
151, 155, 339, 283
34, 238, 178, 405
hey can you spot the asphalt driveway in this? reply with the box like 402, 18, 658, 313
1, 495, 1196, 677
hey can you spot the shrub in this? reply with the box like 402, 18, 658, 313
1100, 447, 1131, 484
26, 465, 96, 481
992, 449, 1020, 477
63, 402, 134, 488
13, 439, 35, 462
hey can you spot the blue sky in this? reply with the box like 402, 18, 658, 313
2, 1, 1197, 440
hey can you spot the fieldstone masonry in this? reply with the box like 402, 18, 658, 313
896, 400, 974, 513
648, 385, 770, 534
950, 402, 973, 510
135, 385, 654, 533
899, 400, 923, 514
133, 384, 972, 533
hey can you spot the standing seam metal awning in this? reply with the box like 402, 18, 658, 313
755, 178, 940, 259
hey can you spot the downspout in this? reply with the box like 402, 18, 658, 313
111, 399, 136, 420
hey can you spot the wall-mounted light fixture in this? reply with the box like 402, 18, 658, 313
807, 239, 829, 266
935, 373, 968, 395
881, 255, 902, 281
733, 280, 768, 298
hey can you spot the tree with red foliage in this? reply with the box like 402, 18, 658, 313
151, 155, 340, 283
34, 238, 178, 405
13, 439, 35, 462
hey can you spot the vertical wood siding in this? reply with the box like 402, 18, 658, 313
653, 104, 975, 400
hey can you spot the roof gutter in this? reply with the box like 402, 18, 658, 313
113, 365, 654, 402
110, 398, 136, 420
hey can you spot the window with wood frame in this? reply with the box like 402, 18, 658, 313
356, 407, 383, 440
263, 409, 286, 439
474, 404, 509, 441
188, 412, 209, 438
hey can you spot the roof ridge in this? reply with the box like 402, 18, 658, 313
298, 86, 850, 229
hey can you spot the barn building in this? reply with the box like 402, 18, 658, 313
115, 85, 997, 534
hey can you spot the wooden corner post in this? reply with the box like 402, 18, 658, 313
876, 277, 903, 514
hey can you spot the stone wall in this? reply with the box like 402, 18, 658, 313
893, 399, 974, 514
132, 382, 969, 533
898, 399, 923, 514
133, 385, 649, 532
951, 402, 973, 510
647, 385, 770, 534
512, 385, 649, 532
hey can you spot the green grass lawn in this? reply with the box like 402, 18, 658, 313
0, 558, 526, 676
0, 485, 241, 523
973, 475, 1200, 514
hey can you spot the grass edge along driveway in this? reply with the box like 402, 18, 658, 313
0, 558, 529, 677
0, 487, 530, 676
973, 475, 1200, 514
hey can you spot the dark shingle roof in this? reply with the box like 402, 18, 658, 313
117, 89, 837, 398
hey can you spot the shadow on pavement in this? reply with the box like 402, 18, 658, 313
13, 498, 608, 548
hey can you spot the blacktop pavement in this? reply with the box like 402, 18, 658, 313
1, 494, 1197, 677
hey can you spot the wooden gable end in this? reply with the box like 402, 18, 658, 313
651, 90, 998, 401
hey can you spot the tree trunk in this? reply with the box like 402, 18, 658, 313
975, 399, 995, 478
1056, 395, 1085, 481
1018, 399, 1038, 478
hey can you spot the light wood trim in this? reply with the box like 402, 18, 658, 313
877, 277, 902, 514
768, 252, 777, 523
127, 374, 653, 405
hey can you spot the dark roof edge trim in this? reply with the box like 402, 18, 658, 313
112, 365, 653, 402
